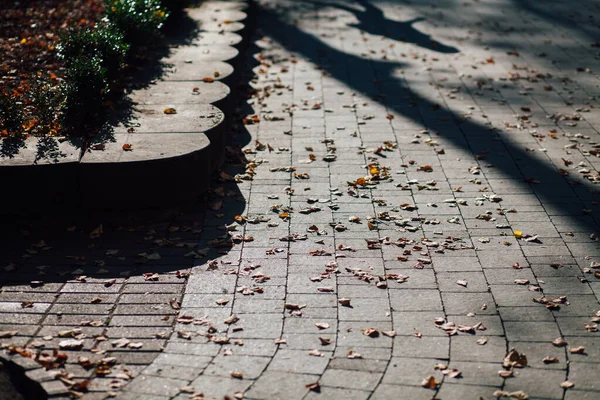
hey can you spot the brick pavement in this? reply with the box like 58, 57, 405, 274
2, 0, 600, 399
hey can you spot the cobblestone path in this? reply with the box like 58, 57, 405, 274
2, 1, 600, 399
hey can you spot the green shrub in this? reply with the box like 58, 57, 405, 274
105, 0, 169, 48
59, 56, 111, 140
0, 93, 26, 158
28, 80, 63, 160
57, 22, 129, 83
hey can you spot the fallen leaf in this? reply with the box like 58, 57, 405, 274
542, 356, 559, 364
569, 346, 585, 354
477, 337, 489, 345
442, 368, 462, 378
498, 369, 515, 378
560, 381, 574, 389
59, 339, 84, 350
224, 314, 239, 325
306, 382, 320, 392
315, 323, 330, 330
456, 279, 468, 287
122, 143, 133, 151
338, 298, 351, 307
89, 224, 103, 239
552, 337, 568, 347
361, 328, 379, 337
230, 371, 243, 379
420, 375, 439, 389
508, 390, 529, 399
164, 107, 177, 114
504, 349, 528, 368
318, 337, 331, 345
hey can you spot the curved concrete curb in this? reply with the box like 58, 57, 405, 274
0, 0, 251, 213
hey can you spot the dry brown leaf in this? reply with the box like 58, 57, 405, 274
317, 287, 334, 292
420, 375, 439, 389
180, 386, 195, 394
498, 369, 515, 378
560, 381, 574, 389
318, 337, 332, 345
569, 346, 586, 354
456, 279, 468, 287
230, 371, 243, 379
224, 314, 239, 325
508, 390, 529, 399
361, 328, 379, 337
542, 356, 559, 364
504, 349, 528, 368
552, 337, 568, 347
308, 349, 323, 357
306, 382, 320, 392
315, 323, 330, 330
442, 368, 462, 378
284, 303, 306, 311
338, 298, 351, 307
164, 107, 177, 114
347, 350, 362, 359
477, 337, 489, 345
381, 330, 397, 338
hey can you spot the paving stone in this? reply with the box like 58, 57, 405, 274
245, 371, 319, 400
503, 368, 566, 399
442, 292, 497, 315
320, 368, 382, 391
392, 335, 449, 359
268, 349, 331, 374
382, 357, 444, 387
188, 375, 252, 399
389, 290, 443, 312
203, 354, 270, 379
122, 374, 187, 397
304, 386, 370, 400
504, 321, 562, 341
370, 384, 434, 400
437, 383, 501, 399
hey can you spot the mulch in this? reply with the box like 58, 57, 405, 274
0, 0, 105, 95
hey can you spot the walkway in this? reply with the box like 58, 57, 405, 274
1, 1, 600, 399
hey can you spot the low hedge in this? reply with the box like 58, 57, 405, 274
0, 0, 187, 160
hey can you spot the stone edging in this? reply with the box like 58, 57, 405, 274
0, 0, 251, 214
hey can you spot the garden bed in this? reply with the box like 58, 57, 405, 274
0, 0, 251, 213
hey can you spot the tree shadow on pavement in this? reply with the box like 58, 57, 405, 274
255, 0, 600, 235
305, 0, 459, 53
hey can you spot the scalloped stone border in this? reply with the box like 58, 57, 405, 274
0, 0, 251, 213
